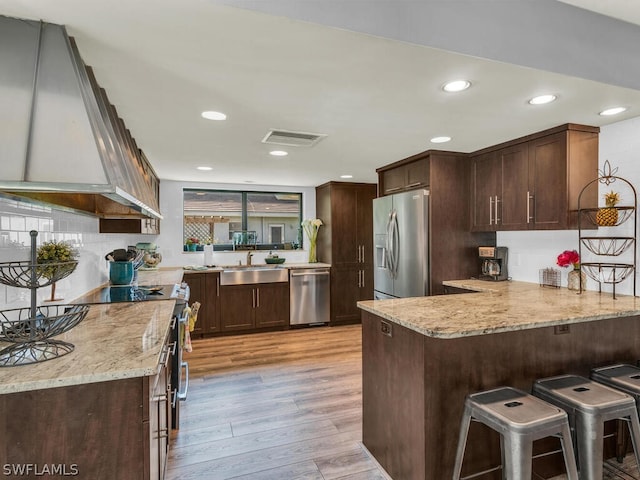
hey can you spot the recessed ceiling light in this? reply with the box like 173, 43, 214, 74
201, 111, 227, 121
528, 94, 557, 105
196, 166, 213, 171
430, 136, 451, 144
269, 150, 288, 157
443, 80, 471, 92
340, 174, 353, 179
599, 106, 627, 116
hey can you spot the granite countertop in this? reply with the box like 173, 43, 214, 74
357, 279, 640, 339
0, 301, 175, 394
182, 262, 331, 273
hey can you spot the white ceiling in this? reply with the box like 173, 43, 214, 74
1, 0, 640, 187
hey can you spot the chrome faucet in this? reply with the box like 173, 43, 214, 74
246, 251, 253, 266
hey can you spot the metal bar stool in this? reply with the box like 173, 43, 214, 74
591, 363, 640, 468
452, 386, 578, 480
533, 374, 640, 480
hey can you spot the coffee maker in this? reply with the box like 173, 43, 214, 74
479, 246, 508, 281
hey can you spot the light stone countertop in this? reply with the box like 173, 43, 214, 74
137, 267, 185, 285
357, 279, 640, 339
0, 301, 175, 394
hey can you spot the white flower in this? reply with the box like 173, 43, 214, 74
311, 219, 323, 227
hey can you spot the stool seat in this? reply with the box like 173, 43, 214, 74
534, 374, 640, 480
592, 364, 640, 401
452, 386, 578, 480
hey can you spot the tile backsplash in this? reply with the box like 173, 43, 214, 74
0, 197, 155, 309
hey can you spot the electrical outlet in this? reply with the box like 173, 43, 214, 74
380, 320, 392, 337
554, 325, 570, 335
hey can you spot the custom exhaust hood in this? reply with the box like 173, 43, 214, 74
0, 16, 162, 220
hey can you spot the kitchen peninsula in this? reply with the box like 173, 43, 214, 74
0, 297, 177, 479
358, 280, 640, 479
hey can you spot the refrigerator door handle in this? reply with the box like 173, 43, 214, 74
388, 210, 399, 279
384, 212, 393, 275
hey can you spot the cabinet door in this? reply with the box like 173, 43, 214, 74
255, 282, 289, 328
471, 152, 499, 231
331, 187, 359, 265
184, 274, 205, 336
499, 143, 529, 230
405, 159, 429, 190
330, 266, 362, 324
220, 285, 255, 332
203, 273, 221, 333
529, 133, 567, 229
356, 185, 376, 266
381, 166, 406, 195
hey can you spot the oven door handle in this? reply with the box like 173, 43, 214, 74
178, 361, 189, 401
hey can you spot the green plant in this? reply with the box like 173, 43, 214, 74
185, 237, 199, 245
37, 240, 79, 279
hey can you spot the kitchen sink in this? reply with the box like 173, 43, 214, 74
220, 265, 288, 285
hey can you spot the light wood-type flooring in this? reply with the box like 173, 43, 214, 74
165, 324, 390, 480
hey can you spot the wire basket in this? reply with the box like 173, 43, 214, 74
0, 304, 89, 343
0, 304, 89, 367
581, 206, 635, 227
581, 263, 635, 285
0, 260, 78, 289
581, 237, 635, 256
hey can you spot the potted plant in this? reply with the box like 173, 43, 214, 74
185, 237, 199, 252
556, 249, 585, 291
37, 240, 79, 301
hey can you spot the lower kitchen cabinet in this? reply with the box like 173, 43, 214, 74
220, 282, 289, 333
184, 271, 220, 335
0, 341, 172, 480
331, 264, 373, 325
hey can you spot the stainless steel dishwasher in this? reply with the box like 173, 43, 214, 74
290, 267, 330, 325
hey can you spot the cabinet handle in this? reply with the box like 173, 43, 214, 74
216, 276, 220, 297
256, 288, 260, 308
527, 191, 534, 223
252, 289, 256, 308
406, 182, 421, 188
489, 197, 494, 225
361, 270, 365, 288
495, 196, 500, 224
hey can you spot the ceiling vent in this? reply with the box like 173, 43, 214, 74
262, 129, 327, 147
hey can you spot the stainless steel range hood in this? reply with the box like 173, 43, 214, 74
0, 16, 162, 220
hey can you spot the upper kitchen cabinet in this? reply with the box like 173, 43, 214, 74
378, 156, 429, 195
470, 124, 599, 231
316, 182, 377, 324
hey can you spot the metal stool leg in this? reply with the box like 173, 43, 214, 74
558, 423, 579, 480
502, 433, 532, 480
452, 404, 472, 480
624, 409, 640, 476
575, 412, 605, 480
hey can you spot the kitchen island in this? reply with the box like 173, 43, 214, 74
0, 301, 176, 479
358, 280, 640, 479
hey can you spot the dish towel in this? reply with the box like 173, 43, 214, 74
182, 301, 201, 353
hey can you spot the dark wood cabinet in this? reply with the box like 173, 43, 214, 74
220, 282, 289, 333
379, 157, 430, 195
184, 272, 220, 336
0, 336, 173, 480
378, 151, 495, 294
316, 182, 377, 325
99, 217, 160, 234
471, 124, 599, 231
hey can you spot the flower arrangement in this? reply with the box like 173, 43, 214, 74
556, 249, 580, 270
302, 218, 323, 263
185, 237, 199, 245
37, 240, 79, 301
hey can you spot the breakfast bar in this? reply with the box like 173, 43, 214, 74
357, 280, 640, 479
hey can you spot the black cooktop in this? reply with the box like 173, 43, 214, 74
76, 284, 179, 304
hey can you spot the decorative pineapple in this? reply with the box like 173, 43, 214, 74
595, 190, 620, 226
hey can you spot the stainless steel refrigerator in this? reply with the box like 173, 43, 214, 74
373, 189, 429, 299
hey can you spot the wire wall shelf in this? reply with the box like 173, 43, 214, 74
0, 231, 88, 367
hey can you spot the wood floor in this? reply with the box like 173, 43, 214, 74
166, 324, 389, 480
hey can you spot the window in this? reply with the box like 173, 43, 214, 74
183, 189, 303, 251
